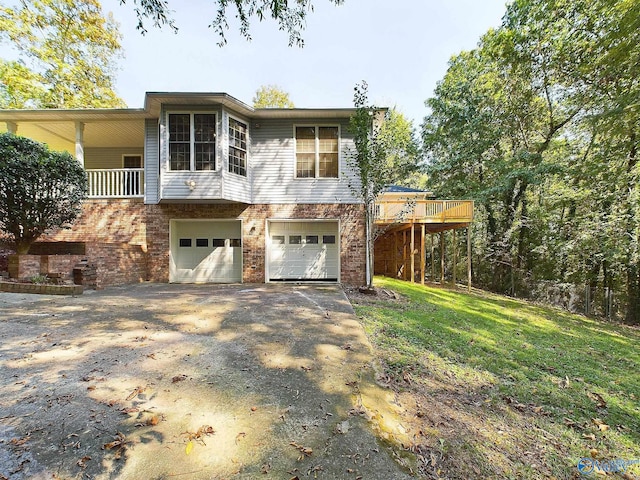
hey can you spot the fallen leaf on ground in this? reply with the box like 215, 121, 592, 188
125, 386, 145, 401
588, 392, 607, 409
76, 456, 91, 468
591, 418, 609, 431
9, 437, 28, 446
290, 441, 313, 458
103, 432, 129, 459
172, 375, 187, 383
185, 440, 193, 455
182, 425, 215, 446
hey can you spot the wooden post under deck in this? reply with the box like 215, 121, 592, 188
393, 232, 398, 278
410, 223, 415, 283
430, 234, 435, 281
440, 231, 445, 284
420, 224, 426, 285
403, 230, 407, 280
453, 229, 457, 288
467, 226, 472, 292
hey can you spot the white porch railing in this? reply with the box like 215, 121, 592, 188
86, 168, 145, 198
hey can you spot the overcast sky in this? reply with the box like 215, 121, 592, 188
102, 0, 507, 126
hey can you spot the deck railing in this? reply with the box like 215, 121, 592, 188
86, 168, 144, 198
374, 199, 474, 224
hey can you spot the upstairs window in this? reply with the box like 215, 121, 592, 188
295, 126, 339, 178
168, 113, 216, 171
229, 118, 248, 176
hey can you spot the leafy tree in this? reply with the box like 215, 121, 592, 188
252, 85, 295, 108
347, 84, 422, 288
347, 81, 391, 289
423, 0, 640, 323
0, 0, 124, 108
120, 0, 344, 46
0, 132, 88, 254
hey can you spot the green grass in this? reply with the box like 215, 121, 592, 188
352, 277, 640, 479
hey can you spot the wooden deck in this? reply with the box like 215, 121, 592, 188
375, 198, 474, 226
374, 193, 474, 290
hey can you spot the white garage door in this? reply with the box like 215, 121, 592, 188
268, 221, 339, 281
170, 220, 242, 283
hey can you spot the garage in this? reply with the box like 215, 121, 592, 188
170, 220, 242, 283
268, 221, 339, 281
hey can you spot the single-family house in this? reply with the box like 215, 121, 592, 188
1, 92, 367, 287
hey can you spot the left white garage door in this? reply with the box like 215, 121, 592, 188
170, 220, 242, 283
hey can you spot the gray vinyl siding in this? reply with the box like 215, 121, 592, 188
221, 109, 251, 203
144, 118, 159, 204
84, 148, 144, 170
251, 118, 361, 204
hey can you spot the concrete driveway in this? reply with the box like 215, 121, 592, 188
0, 284, 414, 479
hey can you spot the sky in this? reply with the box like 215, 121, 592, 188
101, 0, 508, 126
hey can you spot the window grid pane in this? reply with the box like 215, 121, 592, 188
296, 154, 315, 178
169, 114, 191, 170
229, 118, 247, 176
169, 114, 190, 142
318, 127, 339, 178
195, 143, 215, 171
170, 143, 190, 170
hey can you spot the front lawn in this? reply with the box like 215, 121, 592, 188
348, 277, 640, 479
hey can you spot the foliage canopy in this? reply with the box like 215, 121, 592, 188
0, 0, 124, 108
0, 132, 88, 254
252, 85, 295, 108
119, 0, 344, 46
422, 0, 640, 323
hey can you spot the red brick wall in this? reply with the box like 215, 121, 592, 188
42, 199, 366, 286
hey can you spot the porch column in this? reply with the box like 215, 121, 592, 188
75, 121, 85, 166
6, 121, 17, 134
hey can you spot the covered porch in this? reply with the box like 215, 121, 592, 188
374, 188, 474, 290
1, 109, 148, 198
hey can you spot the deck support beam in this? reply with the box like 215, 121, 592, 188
440, 231, 445, 284
467, 226, 472, 292
453, 229, 457, 288
410, 223, 415, 283
393, 231, 398, 278
420, 224, 425, 285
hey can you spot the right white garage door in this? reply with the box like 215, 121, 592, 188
268, 221, 339, 281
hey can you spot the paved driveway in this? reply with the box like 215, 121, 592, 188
0, 284, 413, 479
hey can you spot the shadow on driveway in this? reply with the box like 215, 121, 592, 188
0, 284, 414, 479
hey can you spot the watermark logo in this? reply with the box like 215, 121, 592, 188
577, 457, 640, 475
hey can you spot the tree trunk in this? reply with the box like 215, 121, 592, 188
624, 130, 639, 324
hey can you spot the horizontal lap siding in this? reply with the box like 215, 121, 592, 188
145, 119, 159, 204
251, 118, 361, 204
85, 147, 144, 170
162, 172, 223, 199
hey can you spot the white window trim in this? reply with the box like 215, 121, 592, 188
228, 114, 249, 177
293, 124, 341, 179
167, 111, 218, 172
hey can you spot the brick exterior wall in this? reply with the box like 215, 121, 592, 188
41, 199, 366, 287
